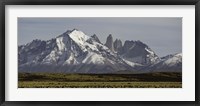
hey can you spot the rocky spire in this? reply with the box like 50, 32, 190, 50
91, 34, 101, 44
105, 34, 114, 52
114, 39, 122, 52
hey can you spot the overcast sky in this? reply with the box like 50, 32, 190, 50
18, 18, 182, 57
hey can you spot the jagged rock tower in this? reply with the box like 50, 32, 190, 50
114, 39, 123, 52
105, 34, 114, 52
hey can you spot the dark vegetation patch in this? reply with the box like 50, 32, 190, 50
18, 72, 182, 82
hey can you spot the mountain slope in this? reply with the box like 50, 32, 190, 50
144, 53, 182, 72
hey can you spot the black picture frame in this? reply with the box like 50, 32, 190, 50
0, 0, 200, 106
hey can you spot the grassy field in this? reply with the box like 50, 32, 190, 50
18, 72, 182, 88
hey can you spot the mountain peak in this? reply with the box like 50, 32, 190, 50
114, 38, 122, 52
105, 34, 114, 52
71, 28, 79, 32
59, 29, 89, 42
67, 29, 90, 45
91, 34, 101, 43
62, 28, 80, 35
135, 40, 148, 47
108, 34, 112, 38
175, 53, 182, 57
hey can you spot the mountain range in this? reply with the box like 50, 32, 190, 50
18, 29, 182, 73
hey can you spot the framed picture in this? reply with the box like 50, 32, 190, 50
1, 0, 200, 105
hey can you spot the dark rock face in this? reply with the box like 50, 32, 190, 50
114, 39, 123, 52
121, 40, 135, 53
91, 34, 101, 44
105, 34, 114, 52
18, 39, 50, 65
119, 40, 160, 65
121, 40, 149, 57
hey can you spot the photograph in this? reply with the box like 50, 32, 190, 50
18, 17, 182, 88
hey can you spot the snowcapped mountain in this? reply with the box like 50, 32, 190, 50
143, 53, 182, 72
18, 29, 137, 73
18, 29, 182, 73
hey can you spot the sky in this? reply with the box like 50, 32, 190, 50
18, 18, 182, 57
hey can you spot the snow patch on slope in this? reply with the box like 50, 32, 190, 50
64, 53, 79, 65
56, 36, 67, 51
145, 47, 154, 55
123, 59, 142, 67
164, 53, 182, 66
82, 53, 105, 64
